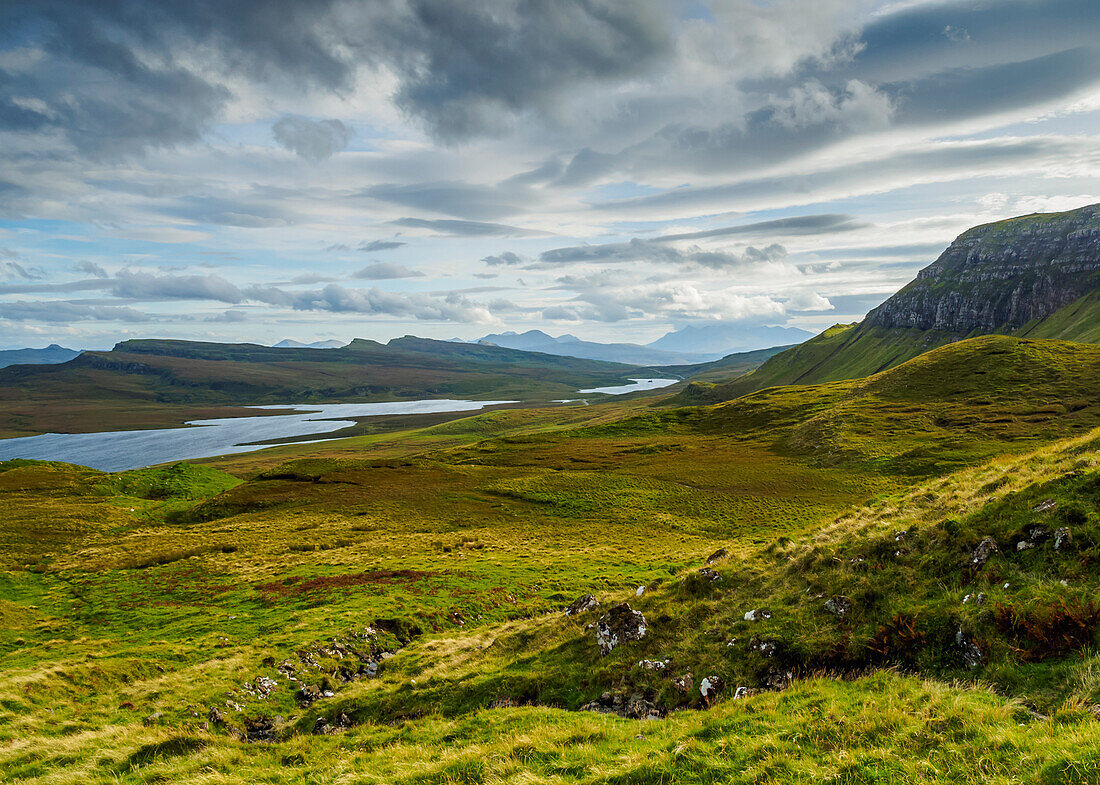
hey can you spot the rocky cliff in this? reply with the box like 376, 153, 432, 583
866, 204, 1100, 334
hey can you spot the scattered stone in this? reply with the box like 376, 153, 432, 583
243, 716, 277, 743
1017, 540, 1034, 551
699, 675, 724, 705
488, 697, 521, 709
725, 638, 737, 648
762, 668, 793, 691
1003, 582, 1011, 590
311, 713, 351, 736
955, 629, 984, 669
207, 707, 226, 726
1054, 527, 1073, 552
638, 659, 669, 671
744, 608, 772, 622
579, 692, 660, 720
824, 596, 852, 619
1033, 498, 1058, 513
635, 586, 646, 597
970, 537, 999, 567
962, 593, 985, 606
295, 685, 322, 707
894, 530, 909, 542
142, 711, 163, 726
595, 604, 647, 654
673, 673, 694, 694
565, 594, 600, 616
733, 686, 761, 700
243, 676, 278, 699
1026, 526, 1050, 542
748, 635, 777, 658
705, 547, 729, 565
698, 567, 722, 583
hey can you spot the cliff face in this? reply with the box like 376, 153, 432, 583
866, 204, 1100, 333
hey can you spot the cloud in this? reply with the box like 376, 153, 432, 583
359, 240, 406, 252
205, 309, 247, 323
272, 115, 353, 161
351, 262, 424, 280
73, 261, 109, 278
392, 218, 535, 237
365, 182, 527, 221
533, 238, 788, 270
482, 251, 524, 266
655, 215, 865, 243
1, 260, 45, 281
245, 282, 496, 323
0, 300, 150, 323
110, 271, 243, 303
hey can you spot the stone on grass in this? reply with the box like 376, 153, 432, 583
970, 537, 999, 567
595, 603, 647, 654
705, 548, 729, 565
824, 596, 852, 618
565, 594, 600, 616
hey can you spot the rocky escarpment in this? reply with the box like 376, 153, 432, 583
866, 204, 1100, 334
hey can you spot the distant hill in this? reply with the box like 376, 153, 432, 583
273, 338, 346, 349
477, 330, 716, 365
0, 344, 80, 369
647, 324, 815, 355
712, 204, 1100, 400
0, 337, 641, 436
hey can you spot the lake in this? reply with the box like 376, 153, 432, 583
0, 400, 515, 472
576, 378, 679, 395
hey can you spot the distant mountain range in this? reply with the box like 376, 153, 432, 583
0, 344, 81, 369
707, 203, 1100, 400
477, 325, 815, 366
273, 339, 347, 349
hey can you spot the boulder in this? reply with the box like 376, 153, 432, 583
142, 711, 163, 726
295, 685, 322, 707
699, 675, 724, 705
744, 608, 772, 622
595, 604, 647, 654
673, 673, 694, 694
1054, 527, 1073, 552
697, 567, 722, 582
970, 537, 999, 567
705, 547, 729, 565
565, 594, 600, 616
242, 715, 277, 743
955, 629, 984, 669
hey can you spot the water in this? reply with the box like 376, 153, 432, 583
575, 378, 679, 395
0, 400, 515, 472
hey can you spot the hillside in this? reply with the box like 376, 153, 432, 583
0, 337, 639, 437
3, 335, 1100, 782
478, 330, 714, 365
0, 344, 80, 369
716, 204, 1100, 398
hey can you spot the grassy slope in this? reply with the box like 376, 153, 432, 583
3, 337, 1100, 782
709, 290, 1100, 400
0, 338, 639, 437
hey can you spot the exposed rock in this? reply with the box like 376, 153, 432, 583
579, 691, 659, 720
955, 629, 984, 670
962, 593, 986, 606
638, 658, 669, 671
142, 711, 163, 726
242, 715, 277, 743
207, 707, 226, 726
673, 673, 694, 694
243, 676, 277, 699
762, 668, 793, 691
595, 604, 647, 654
744, 608, 772, 622
697, 567, 722, 583
1054, 527, 1073, 552
824, 596, 852, 618
635, 586, 646, 597
488, 697, 521, 709
705, 547, 729, 565
748, 635, 777, 658
699, 675, 724, 705
565, 594, 600, 616
1017, 540, 1034, 551
1033, 498, 1058, 513
295, 685, 322, 707
970, 537, 999, 567
311, 712, 350, 735
733, 686, 762, 700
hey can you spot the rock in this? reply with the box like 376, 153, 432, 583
824, 596, 852, 618
705, 547, 729, 565
565, 594, 600, 616
638, 658, 668, 671
295, 685, 322, 707
763, 668, 793, 691
733, 686, 761, 700
488, 697, 521, 709
673, 673, 694, 694
970, 537, 999, 567
623, 693, 660, 720
312, 714, 349, 735
242, 715, 277, 743
1017, 540, 1034, 551
955, 629, 984, 669
595, 604, 647, 654
962, 593, 986, 606
1033, 498, 1058, 513
744, 608, 772, 622
697, 567, 722, 582
243, 676, 278, 699
207, 707, 226, 726
699, 675, 724, 705
635, 586, 646, 597
1054, 527, 1073, 552
748, 635, 777, 658
143, 711, 163, 726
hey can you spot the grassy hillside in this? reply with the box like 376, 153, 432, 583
3, 335, 1100, 781
0, 337, 639, 437
651, 344, 792, 384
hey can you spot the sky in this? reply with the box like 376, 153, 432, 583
1, 0, 1099, 350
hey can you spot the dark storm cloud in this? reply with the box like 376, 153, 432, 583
367, 0, 673, 140
272, 115, 353, 161
392, 218, 535, 237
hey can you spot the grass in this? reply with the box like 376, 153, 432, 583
3, 335, 1100, 782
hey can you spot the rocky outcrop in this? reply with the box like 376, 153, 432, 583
595, 604, 647, 654
865, 204, 1100, 334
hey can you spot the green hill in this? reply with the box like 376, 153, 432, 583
713, 204, 1100, 399
0, 337, 640, 437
